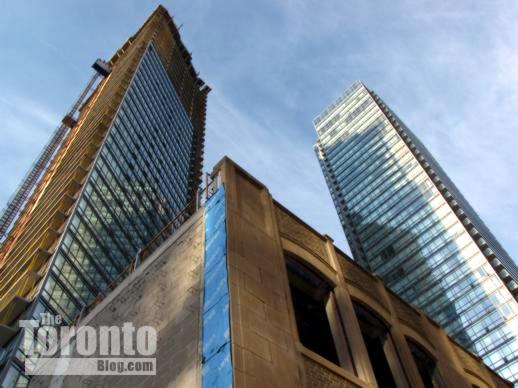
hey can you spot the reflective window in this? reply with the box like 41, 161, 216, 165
315, 83, 518, 382
37, 42, 198, 323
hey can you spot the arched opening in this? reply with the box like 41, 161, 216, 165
407, 338, 444, 388
285, 255, 338, 363
285, 255, 353, 369
352, 301, 398, 388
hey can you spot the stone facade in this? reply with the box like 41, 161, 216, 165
216, 156, 511, 388
303, 355, 360, 388
29, 211, 204, 388
27, 158, 511, 387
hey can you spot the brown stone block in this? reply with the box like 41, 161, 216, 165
231, 318, 245, 347
240, 304, 265, 329
242, 271, 285, 312
239, 305, 292, 352
237, 289, 266, 320
243, 271, 267, 300
258, 268, 285, 296
243, 350, 297, 388
228, 253, 262, 283
234, 369, 247, 388
242, 327, 272, 362
233, 343, 247, 372
244, 372, 264, 388
243, 348, 272, 376
229, 264, 261, 288
269, 290, 289, 313
229, 211, 278, 259
260, 324, 293, 352
235, 343, 286, 388
270, 342, 300, 372
266, 305, 292, 331
228, 265, 246, 289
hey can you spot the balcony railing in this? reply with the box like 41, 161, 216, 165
73, 171, 220, 325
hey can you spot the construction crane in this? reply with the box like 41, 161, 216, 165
0, 59, 111, 245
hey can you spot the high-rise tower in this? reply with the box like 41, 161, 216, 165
314, 81, 518, 382
0, 6, 209, 386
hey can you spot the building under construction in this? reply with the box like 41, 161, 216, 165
0, 6, 209, 387
0, 4, 512, 388
29, 157, 512, 388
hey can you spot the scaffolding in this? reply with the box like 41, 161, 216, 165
0, 60, 111, 244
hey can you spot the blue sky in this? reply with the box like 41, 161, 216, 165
0, 1, 517, 260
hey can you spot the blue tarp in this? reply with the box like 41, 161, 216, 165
202, 187, 233, 388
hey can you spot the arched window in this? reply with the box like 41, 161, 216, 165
353, 301, 398, 388
407, 339, 444, 388
285, 256, 351, 368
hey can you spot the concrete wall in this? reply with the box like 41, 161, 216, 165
29, 210, 204, 388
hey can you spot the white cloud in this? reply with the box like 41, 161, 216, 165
0, 0, 516, 261
0, 92, 59, 204
197, 0, 518, 260
204, 90, 348, 251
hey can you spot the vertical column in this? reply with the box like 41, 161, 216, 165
324, 236, 378, 385
219, 158, 303, 388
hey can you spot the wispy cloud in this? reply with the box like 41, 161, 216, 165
364, 3, 518, 259
0, 94, 61, 129
205, 90, 346, 248
0, 0, 516, 260
195, 0, 518, 258
0, 92, 60, 203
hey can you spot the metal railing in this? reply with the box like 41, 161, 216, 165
138, 171, 219, 262
72, 171, 220, 325
138, 200, 193, 262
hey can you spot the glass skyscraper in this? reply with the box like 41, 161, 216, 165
314, 81, 518, 382
0, 6, 209, 387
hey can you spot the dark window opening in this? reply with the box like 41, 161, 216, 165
286, 256, 339, 365
380, 245, 396, 261
353, 302, 397, 388
407, 340, 444, 388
